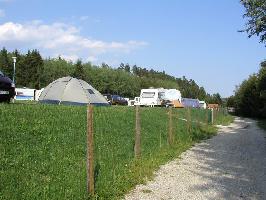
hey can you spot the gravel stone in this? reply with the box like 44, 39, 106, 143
125, 118, 266, 200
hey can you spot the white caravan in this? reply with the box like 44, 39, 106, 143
128, 97, 141, 106
139, 88, 166, 107
164, 89, 182, 102
15, 88, 44, 101
199, 100, 207, 109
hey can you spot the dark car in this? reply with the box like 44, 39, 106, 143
0, 71, 15, 102
103, 94, 128, 105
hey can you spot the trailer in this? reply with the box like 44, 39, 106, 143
199, 100, 207, 109
15, 88, 35, 100
15, 88, 44, 101
181, 98, 200, 108
128, 97, 140, 106
162, 89, 183, 108
139, 88, 166, 107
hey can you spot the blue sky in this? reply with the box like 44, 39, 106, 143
0, 0, 265, 97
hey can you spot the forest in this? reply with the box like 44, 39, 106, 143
0, 47, 222, 104
226, 0, 266, 119
227, 61, 266, 118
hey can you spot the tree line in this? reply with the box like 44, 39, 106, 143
227, 61, 266, 118
226, 0, 266, 118
0, 47, 222, 104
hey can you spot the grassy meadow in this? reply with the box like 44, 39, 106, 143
0, 103, 233, 199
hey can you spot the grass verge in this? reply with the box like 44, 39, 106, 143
1, 104, 225, 199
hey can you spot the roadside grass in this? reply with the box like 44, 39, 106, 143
214, 110, 234, 126
1, 104, 224, 199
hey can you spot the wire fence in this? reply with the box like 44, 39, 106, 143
0, 104, 229, 199
88, 106, 225, 197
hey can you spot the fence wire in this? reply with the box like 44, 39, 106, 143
0, 104, 229, 200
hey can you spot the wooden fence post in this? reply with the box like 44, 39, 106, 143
205, 109, 209, 126
87, 105, 94, 195
134, 105, 141, 158
168, 106, 173, 145
186, 108, 191, 133
211, 108, 214, 124
196, 110, 200, 128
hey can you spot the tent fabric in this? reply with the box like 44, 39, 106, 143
39, 76, 109, 105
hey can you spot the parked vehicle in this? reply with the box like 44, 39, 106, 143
181, 98, 200, 108
161, 89, 183, 108
15, 88, 44, 101
0, 70, 15, 103
128, 97, 141, 106
139, 88, 166, 107
15, 88, 35, 101
103, 94, 128, 105
199, 100, 207, 109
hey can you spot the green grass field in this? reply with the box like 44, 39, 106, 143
0, 104, 233, 199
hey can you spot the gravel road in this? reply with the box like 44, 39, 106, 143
125, 118, 266, 200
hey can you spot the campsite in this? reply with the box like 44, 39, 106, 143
0, 102, 232, 199
1, 0, 266, 200
0, 72, 232, 198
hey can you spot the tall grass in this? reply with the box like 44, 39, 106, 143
0, 104, 230, 199
213, 108, 234, 125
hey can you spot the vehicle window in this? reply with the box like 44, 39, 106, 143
158, 92, 165, 99
88, 89, 95, 94
142, 92, 155, 98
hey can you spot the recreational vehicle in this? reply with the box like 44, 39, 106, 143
128, 97, 140, 106
199, 100, 207, 109
162, 89, 183, 108
139, 88, 166, 107
181, 98, 200, 108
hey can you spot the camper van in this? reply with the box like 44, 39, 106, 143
139, 88, 166, 107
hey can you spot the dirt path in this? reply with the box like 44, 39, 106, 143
125, 118, 266, 200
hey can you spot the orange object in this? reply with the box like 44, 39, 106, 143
172, 100, 184, 108
208, 104, 219, 110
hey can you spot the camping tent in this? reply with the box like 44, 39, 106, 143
39, 76, 109, 106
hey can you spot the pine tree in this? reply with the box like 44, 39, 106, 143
19, 50, 43, 89
0, 47, 12, 78
73, 60, 85, 80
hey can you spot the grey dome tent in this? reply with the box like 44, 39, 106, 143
39, 76, 109, 106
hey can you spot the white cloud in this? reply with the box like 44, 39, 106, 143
0, 21, 148, 61
0, 9, 5, 17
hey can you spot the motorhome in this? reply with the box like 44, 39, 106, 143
139, 88, 166, 107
